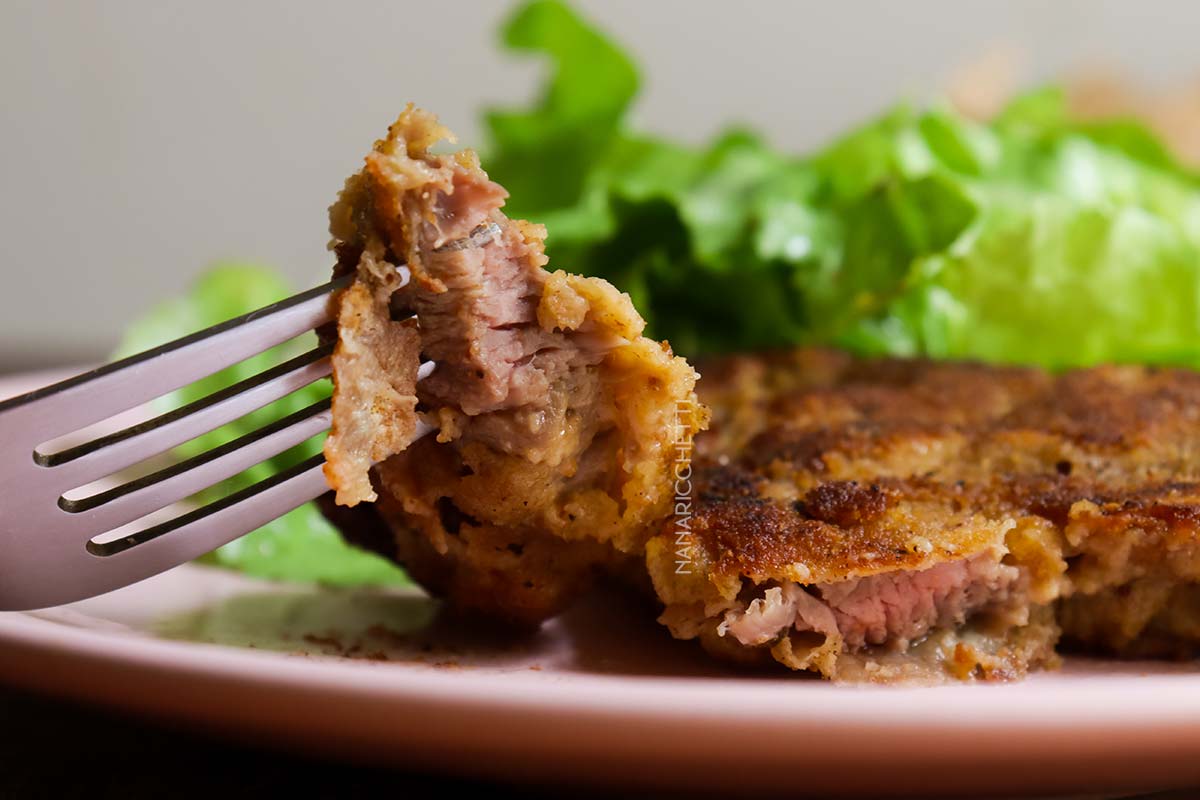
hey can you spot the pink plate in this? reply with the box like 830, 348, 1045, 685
1, 369, 1199, 796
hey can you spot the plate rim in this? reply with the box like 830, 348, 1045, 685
4, 602, 1200, 796
5, 369, 1200, 794
5, 597, 1200, 728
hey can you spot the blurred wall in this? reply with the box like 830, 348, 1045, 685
2, 0, 1198, 366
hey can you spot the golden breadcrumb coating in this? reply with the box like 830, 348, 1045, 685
322, 106, 707, 622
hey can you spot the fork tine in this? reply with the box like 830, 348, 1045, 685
57, 399, 332, 534
87, 453, 333, 559
0, 276, 350, 440
38, 344, 333, 487
73, 418, 434, 603
0, 455, 333, 609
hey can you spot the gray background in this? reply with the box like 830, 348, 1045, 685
2, 0, 1196, 366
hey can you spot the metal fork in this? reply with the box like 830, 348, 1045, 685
0, 223, 499, 611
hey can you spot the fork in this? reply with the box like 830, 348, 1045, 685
0, 223, 501, 611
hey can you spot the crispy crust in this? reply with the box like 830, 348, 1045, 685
649, 349, 1200, 681
323, 279, 420, 505
675, 470, 1020, 586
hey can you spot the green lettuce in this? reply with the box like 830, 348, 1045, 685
487, 3, 1200, 369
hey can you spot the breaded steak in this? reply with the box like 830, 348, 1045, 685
648, 349, 1200, 682
320, 107, 707, 624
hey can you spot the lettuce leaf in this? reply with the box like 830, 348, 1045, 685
486, 2, 1200, 371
